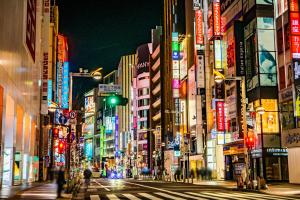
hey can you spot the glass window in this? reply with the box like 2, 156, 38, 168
260, 74, 277, 86
258, 29, 275, 52
280, 101, 295, 130
257, 17, 274, 29
138, 99, 149, 107
277, 29, 283, 54
138, 88, 149, 96
256, 0, 273, 5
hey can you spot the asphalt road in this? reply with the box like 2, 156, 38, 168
76, 178, 300, 200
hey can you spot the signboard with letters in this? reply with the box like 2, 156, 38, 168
282, 128, 300, 148
98, 84, 122, 94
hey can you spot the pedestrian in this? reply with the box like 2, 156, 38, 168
56, 167, 65, 198
84, 168, 92, 186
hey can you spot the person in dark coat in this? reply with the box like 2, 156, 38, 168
84, 168, 92, 186
56, 167, 65, 198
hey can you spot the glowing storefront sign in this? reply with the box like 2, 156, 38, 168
214, 40, 223, 69
213, 1, 221, 36
62, 62, 69, 109
290, 0, 300, 59
195, 9, 203, 45
216, 101, 225, 131
47, 80, 52, 106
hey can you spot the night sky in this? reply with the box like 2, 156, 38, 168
57, 0, 162, 104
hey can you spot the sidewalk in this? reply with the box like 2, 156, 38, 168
0, 181, 73, 199
192, 179, 300, 196
0, 182, 43, 199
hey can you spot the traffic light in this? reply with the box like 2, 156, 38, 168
58, 140, 65, 154
246, 136, 255, 149
53, 128, 59, 139
106, 95, 128, 106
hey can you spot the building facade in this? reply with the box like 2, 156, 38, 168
117, 54, 136, 172
0, 0, 44, 186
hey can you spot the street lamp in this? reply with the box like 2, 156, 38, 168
256, 106, 265, 115
213, 69, 249, 180
69, 67, 103, 110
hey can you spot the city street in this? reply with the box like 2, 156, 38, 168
78, 179, 300, 200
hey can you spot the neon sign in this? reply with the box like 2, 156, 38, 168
216, 101, 225, 131
213, 1, 221, 36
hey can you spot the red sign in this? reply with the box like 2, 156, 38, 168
290, 0, 299, 12
25, 0, 37, 61
216, 101, 225, 131
213, 2, 221, 36
291, 35, 300, 57
290, 12, 300, 35
195, 10, 203, 45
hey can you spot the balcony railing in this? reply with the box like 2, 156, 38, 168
152, 70, 160, 83
152, 83, 161, 95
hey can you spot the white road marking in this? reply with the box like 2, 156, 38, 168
93, 180, 110, 191
231, 192, 297, 200
217, 192, 260, 200
90, 195, 100, 200
138, 193, 163, 200
202, 192, 242, 200
122, 193, 141, 200
155, 192, 186, 200
186, 192, 221, 200
107, 194, 120, 200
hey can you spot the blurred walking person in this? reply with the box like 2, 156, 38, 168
56, 167, 65, 198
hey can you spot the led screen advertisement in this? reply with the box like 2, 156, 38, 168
84, 95, 95, 117
136, 44, 150, 75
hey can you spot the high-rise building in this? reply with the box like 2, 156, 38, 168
133, 44, 152, 169
117, 54, 136, 171
102, 71, 118, 168
150, 26, 163, 171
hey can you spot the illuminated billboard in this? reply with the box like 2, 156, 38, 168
136, 44, 150, 75
214, 40, 222, 69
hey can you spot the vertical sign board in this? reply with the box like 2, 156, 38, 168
115, 115, 119, 157
25, 0, 37, 61
213, 0, 221, 36
216, 101, 225, 131
234, 21, 245, 76
196, 53, 205, 88
195, 10, 204, 45
62, 62, 69, 109
41, 0, 51, 114
290, 0, 300, 59
172, 32, 180, 98
56, 35, 64, 106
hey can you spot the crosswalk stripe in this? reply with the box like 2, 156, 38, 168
217, 192, 261, 200
138, 193, 163, 200
186, 192, 223, 200
155, 192, 186, 200
123, 193, 141, 200
232, 192, 297, 200
90, 195, 100, 200
201, 192, 243, 200
107, 194, 120, 200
